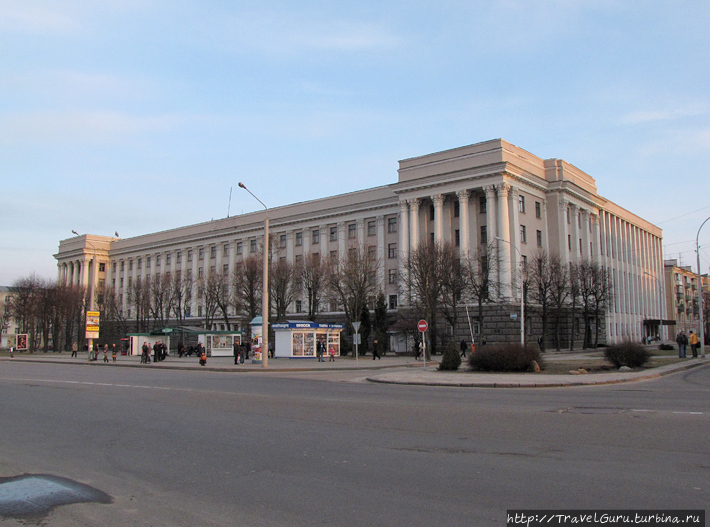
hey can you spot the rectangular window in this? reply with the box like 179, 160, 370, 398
295, 300, 302, 313
312, 229, 320, 245
295, 232, 303, 246
388, 243, 397, 258
112, 262, 116, 273
177, 251, 182, 264
536, 230, 542, 247
199, 248, 204, 260
520, 225, 527, 244
99, 262, 106, 272
479, 196, 487, 213
280, 234, 287, 248
454, 201, 460, 218
250, 239, 257, 253
535, 201, 541, 219
368, 221, 376, 237
137, 258, 142, 270
429, 204, 435, 221
388, 269, 397, 284
156, 255, 161, 267
568, 234, 572, 251
223, 244, 229, 257
120, 277, 124, 287
210, 246, 216, 259
330, 250, 338, 262
146, 257, 151, 269
198, 267, 204, 278
330, 226, 338, 242
388, 295, 398, 309
455, 229, 460, 246
388, 217, 397, 233
480, 226, 487, 245
348, 223, 356, 239
368, 245, 376, 259
166, 253, 171, 265
236, 242, 243, 255
518, 195, 525, 213
120, 261, 124, 271
187, 250, 193, 262
223, 264, 229, 276
129, 260, 133, 271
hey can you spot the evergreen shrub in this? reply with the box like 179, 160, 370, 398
604, 341, 651, 368
468, 343, 543, 372
438, 341, 462, 371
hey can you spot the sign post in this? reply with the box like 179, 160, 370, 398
352, 321, 361, 363
418, 319, 428, 367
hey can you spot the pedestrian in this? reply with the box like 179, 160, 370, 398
676, 331, 687, 358
111, 344, 117, 362
537, 336, 543, 352
71, 341, 78, 358
103, 345, 109, 363
689, 331, 699, 358
245, 340, 251, 360
328, 345, 335, 362
316, 338, 325, 362
233, 340, 240, 365
199, 349, 207, 366
141, 341, 149, 364
9, 345, 14, 359
269, 341, 274, 358
372, 339, 381, 360
414, 338, 421, 360
460, 339, 468, 358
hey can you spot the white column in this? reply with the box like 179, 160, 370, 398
457, 190, 470, 258
591, 213, 600, 263
559, 200, 570, 265
376, 216, 385, 289
357, 219, 365, 247
303, 228, 311, 256
409, 198, 420, 251
320, 225, 328, 259
570, 204, 579, 262
497, 183, 512, 299
432, 194, 445, 244
484, 185, 497, 247
510, 187, 520, 281
337, 222, 346, 257
580, 209, 590, 261
286, 231, 294, 263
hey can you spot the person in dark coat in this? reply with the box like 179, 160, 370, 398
372, 339, 381, 360
460, 339, 468, 357
233, 341, 240, 365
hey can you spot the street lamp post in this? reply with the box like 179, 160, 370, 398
696, 216, 709, 359
495, 237, 524, 345
239, 182, 269, 368
72, 230, 97, 360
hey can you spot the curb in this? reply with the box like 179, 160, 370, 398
365, 359, 708, 388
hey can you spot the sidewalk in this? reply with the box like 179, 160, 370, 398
2, 351, 707, 388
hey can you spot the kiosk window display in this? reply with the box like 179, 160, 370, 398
272, 322, 343, 358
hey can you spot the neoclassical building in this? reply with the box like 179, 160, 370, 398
55, 139, 665, 344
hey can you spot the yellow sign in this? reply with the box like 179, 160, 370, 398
86, 311, 100, 339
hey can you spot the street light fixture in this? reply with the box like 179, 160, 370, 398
495, 237, 524, 345
696, 216, 709, 359
238, 182, 269, 368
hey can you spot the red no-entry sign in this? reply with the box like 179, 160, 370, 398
418, 319, 428, 333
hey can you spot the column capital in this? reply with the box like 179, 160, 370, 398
456, 189, 469, 200
431, 193, 445, 206
376, 215, 385, 226
409, 198, 420, 210
509, 186, 519, 199
497, 182, 511, 197
399, 200, 409, 212
484, 185, 497, 198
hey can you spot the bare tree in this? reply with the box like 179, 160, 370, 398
171, 271, 192, 328
211, 270, 232, 330
9, 274, 42, 351
548, 257, 570, 351
232, 255, 263, 325
128, 276, 151, 333
400, 242, 443, 357
327, 244, 380, 334
149, 273, 174, 329
528, 251, 557, 351
299, 253, 328, 321
271, 258, 295, 322
439, 243, 467, 338
463, 245, 498, 345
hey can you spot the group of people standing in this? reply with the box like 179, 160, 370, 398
232, 339, 252, 365
675, 330, 701, 358
140, 341, 169, 364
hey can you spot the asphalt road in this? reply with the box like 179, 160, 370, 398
0, 361, 708, 526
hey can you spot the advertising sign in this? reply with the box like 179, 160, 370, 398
86, 311, 100, 339
16, 334, 28, 350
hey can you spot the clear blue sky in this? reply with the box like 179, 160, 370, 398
2, 1, 710, 285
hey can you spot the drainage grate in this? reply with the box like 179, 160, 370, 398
0, 474, 111, 520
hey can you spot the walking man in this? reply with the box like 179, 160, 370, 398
689, 331, 699, 358
372, 339, 381, 360
676, 331, 687, 358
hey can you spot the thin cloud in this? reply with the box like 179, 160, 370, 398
0, 111, 189, 146
0, 2, 79, 34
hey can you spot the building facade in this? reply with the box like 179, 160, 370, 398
55, 139, 665, 344
664, 259, 703, 335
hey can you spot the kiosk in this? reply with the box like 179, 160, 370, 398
271, 322, 343, 358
